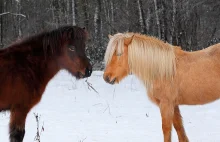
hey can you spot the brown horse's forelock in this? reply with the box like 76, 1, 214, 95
42, 26, 87, 57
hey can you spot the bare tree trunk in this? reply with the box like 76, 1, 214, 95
66, 0, 70, 24
153, 0, 161, 38
94, 6, 98, 36
51, 0, 55, 26
160, 0, 166, 41
125, 0, 130, 31
103, 0, 111, 33
102, 0, 110, 33
137, 0, 146, 33
82, 0, 89, 29
191, 6, 198, 50
110, 0, 114, 33
171, 0, 176, 44
58, 0, 62, 25
72, 0, 76, 25
0, 0, 4, 48
145, 8, 151, 34
16, 0, 22, 38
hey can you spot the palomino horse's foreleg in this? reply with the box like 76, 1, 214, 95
159, 101, 174, 142
9, 107, 29, 142
173, 106, 189, 142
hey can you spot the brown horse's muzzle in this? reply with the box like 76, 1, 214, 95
77, 65, 92, 78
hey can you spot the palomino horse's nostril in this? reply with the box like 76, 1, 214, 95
104, 76, 116, 84
110, 78, 116, 84
103, 75, 109, 83
105, 76, 110, 83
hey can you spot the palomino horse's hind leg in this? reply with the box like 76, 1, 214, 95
159, 101, 174, 142
9, 107, 29, 142
173, 106, 189, 142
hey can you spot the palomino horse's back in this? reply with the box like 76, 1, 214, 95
176, 43, 220, 105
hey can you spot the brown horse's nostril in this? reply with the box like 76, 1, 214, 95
85, 67, 92, 77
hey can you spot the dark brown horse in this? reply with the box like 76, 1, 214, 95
0, 26, 92, 142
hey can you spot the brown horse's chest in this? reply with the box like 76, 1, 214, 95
0, 75, 47, 110
0, 101, 10, 111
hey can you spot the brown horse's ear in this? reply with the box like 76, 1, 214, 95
83, 27, 86, 30
124, 35, 134, 46
108, 34, 113, 39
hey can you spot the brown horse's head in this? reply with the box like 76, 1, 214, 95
56, 26, 92, 79
103, 34, 133, 84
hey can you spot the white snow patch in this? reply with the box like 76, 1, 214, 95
1, 71, 220, 142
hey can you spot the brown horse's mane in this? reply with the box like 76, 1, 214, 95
0, 26, 87, 60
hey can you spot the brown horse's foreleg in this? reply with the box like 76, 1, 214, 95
173, 106, 189, 142
159, 101, 174, 142
9, 107, 29, 142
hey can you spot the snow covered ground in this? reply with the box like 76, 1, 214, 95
1, 71, 220, 142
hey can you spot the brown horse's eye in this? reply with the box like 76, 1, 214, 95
68, 45, 75, 51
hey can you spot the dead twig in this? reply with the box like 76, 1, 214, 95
79, 137, 87, 142
103, 101, 111, 115
85, 79, 99, 94
34, 113, 44, 142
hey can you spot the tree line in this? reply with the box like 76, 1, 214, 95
0, 0, 220, 69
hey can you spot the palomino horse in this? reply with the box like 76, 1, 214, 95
0, 26, 92, 142
103, 33, 220, 142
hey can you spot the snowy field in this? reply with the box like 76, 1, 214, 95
1, 71, 220, 142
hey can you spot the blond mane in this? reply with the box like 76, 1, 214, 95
128, 34, 176, 87
105, 33, 176, 88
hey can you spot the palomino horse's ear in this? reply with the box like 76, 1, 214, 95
108, 34, 113, 39
124, 35, 134, 46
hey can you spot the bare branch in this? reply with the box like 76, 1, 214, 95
0, 12, 10, 16
0, 12, 26, 17
85, 79, 99, 94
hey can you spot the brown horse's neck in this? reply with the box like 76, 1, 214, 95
41, 58, 60, 84
32, 56, 62, 96
0, 44, 62, 96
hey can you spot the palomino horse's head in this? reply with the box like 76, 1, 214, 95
103, 32, 176, 86
57, 26, 92, 79
103, 34, 133, 84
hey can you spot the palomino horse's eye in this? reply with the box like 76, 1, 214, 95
116, 53, 122, 56
68, 45, 75, 51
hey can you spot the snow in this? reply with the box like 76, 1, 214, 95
1, 70, 220, 142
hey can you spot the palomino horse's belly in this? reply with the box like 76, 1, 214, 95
178, 92, 220, 105
178, 77, 220, 105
